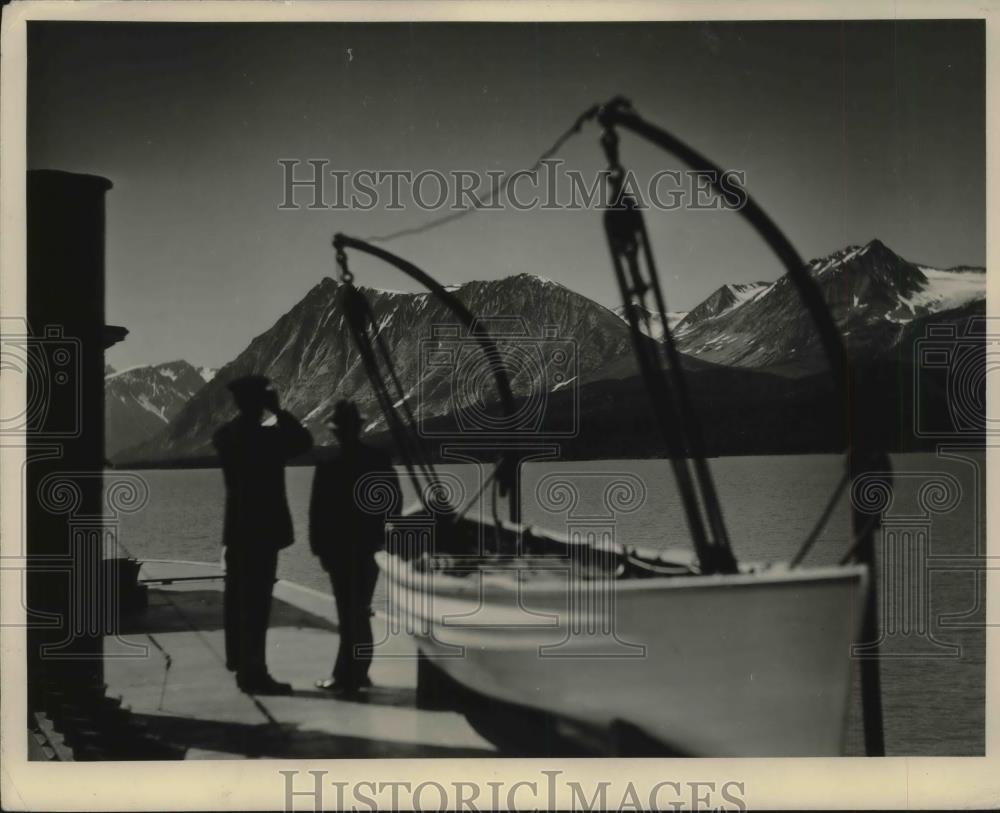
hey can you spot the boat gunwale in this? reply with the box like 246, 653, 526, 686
375, 549, 869, 597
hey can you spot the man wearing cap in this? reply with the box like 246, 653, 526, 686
214, 375, 313, 695
309, 400, 399, 695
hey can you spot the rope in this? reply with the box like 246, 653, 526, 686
601, 98, 849, 396
338, 284, 441, 511
341, 97, 875, 573
639, 233, 736, 571
333, 233, 523, 524
601, 122, 736, 575
452, 463, 499, 523
609, 239, 717, 571
789, 467, 850, 567
838, 514, 882, 566
362, 106, 598, 244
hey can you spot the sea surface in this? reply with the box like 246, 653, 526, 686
108, 452, 985, 756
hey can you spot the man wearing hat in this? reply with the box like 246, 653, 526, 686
309, 400, 399, 694
213, 374, 313, 695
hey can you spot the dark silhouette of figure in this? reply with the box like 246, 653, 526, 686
213, 375, 313, 695
309, 400, 399, 695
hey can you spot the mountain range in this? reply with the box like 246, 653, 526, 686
117, 274, 636, 461
672, 239, 984, 374
105, 361, 216, 457
110, 239, 986, 464
611, 305, 688, 341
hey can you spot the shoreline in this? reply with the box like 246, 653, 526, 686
109, 445, 984, 473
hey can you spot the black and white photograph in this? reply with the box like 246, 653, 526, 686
1, 2, 996, 809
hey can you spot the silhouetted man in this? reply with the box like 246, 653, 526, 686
309, 400, 399, 695
214, 375, 313, 695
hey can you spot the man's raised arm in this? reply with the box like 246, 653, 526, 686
275, 408, 313, 458
263, 390, 313, 458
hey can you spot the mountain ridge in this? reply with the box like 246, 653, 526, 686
671, 238, 985, 369
119, 273, 638, 461
111, 238, 986, 464
105, 360, 213, 457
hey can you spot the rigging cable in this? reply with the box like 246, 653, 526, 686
600, 113, 736, 575
335, 97, 885, 749
335, 251, 442, 510
788, 469, 850, 568
594, 95, 885, 756
333, 233, 523, 525
362, 106, 598, 244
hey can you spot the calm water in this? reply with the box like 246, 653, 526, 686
108, 452, 985, 756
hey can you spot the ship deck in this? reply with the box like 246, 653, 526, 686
104, 560, 496, 759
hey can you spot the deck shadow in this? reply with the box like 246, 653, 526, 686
291, 686, 418, 707
119, 588, 337, 635
128, 711, 496, 758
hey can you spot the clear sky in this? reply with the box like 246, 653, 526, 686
28, 20, 984, 370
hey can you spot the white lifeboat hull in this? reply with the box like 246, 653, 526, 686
376, 550, 868, 756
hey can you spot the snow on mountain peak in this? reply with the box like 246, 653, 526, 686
722, 281, 772, 307
513, 272, 562, 287
900, 266, 987, 317
105, 359, 216, 457
349, 273, 566, 300
611, 304, 688, 340
804, 239, 982, 323
807, 239, 903, 277
105, 365, 143, 380
673, 238, 985, 368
